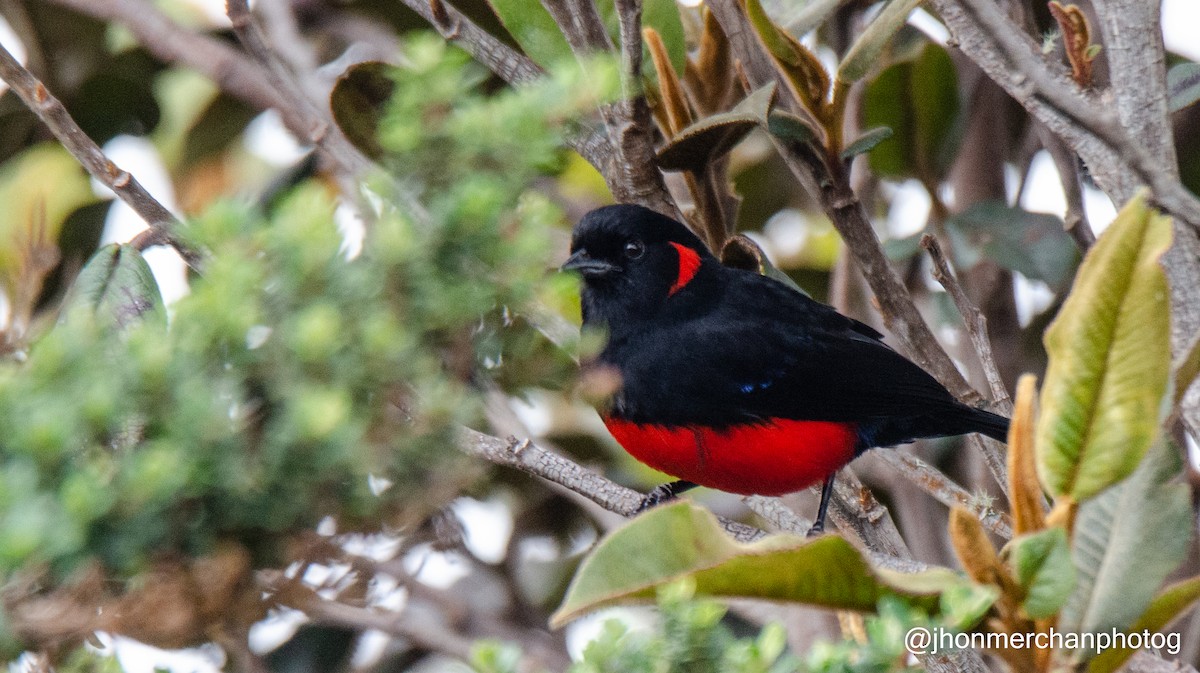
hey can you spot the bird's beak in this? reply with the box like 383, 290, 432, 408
561, 250, 619, 278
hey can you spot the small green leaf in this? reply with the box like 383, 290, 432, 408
656, 83, 776, 171
837, 0, 924, 84
1059, 439, 1191, 667
550, 502, 985, 627
1167, 62, 1200, 113
1088, 575, 1200, 673
766, 111, 818, 144
1036, 192, 1173, 501
1008, 527, 1075, 619
840, 126, 894, 160
69, 244, 165, 328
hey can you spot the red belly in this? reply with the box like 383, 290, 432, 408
602, 416, 858, 496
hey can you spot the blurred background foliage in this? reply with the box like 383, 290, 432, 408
0, 0, 1197, 671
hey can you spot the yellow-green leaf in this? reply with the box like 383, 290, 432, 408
550, 502, 986, 627
1036, 192, 1173, 501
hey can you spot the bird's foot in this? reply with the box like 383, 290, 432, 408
634, 480, 697, 514
805, 521, 825, 538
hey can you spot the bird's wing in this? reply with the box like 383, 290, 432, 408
612, 272, 962, 426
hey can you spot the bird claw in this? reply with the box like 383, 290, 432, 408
634, 484, 677, 513
805, 521, 825, 538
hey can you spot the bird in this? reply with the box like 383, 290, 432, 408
561, 203, 1009, 536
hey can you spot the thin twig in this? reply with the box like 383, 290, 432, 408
0, 40, 199, 267
45, 0, 296, 130
225, 0, 374, 181
1033, 122, 1095, 251
875, 450, 1011, 539
920, 234, 1011, 409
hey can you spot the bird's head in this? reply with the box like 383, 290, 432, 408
562, 204, 714, 329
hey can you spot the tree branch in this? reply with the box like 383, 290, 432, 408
0, 40, 199, 266
44, 0, 298, 132
921, 234, 1011, 410
225, 0, 374, 181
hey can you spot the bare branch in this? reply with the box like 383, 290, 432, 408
540, 0, 614, 55
921, 234, 1011, 409
875, 450, 1011, 539
1033, 122, 1096, 251
225, 0, 374, 181
403, 0, 543, 85
45, 0, 298, 131
0, 40, 199, 266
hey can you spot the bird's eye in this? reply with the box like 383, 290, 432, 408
624, 240, 645, 259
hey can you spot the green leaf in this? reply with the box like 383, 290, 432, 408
330, 62, 396, 160
1167, 62, 1200, 113
861, 42, 959, 179
1007, 527, 1075, 619
743, 0, 829, 112
68, 244, 165, 328
656, 83, 776, 171
840, 126, 894, 161
837, 0, 924, 84
945, 201, 1080, 292
1088, 575, 1200, 673
484, 0, 574, 67
1059, 439, 1191, 666
766, 110, 818, 144
550, 502, 985, 627
1036, 192, 1173, 501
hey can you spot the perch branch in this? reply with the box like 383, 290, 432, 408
0, 40, 199, 266
875, 450, 1011, 538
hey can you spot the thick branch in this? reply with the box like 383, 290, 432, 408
0, 40, 198, 265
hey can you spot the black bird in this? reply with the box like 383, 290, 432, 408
562, 204, 1009, 534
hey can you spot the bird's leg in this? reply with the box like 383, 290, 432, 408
634, 480, 697, 513
807, 473, 837, 537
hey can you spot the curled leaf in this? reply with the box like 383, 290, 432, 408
1047, 2, 1097, 87
656, 83, 776, 171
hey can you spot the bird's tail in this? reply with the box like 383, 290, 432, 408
959, 406, 1010, 443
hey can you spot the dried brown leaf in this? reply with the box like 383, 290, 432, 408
1008, 374, 1047, 536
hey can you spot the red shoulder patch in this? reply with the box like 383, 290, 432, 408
667, 242, 701, 296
